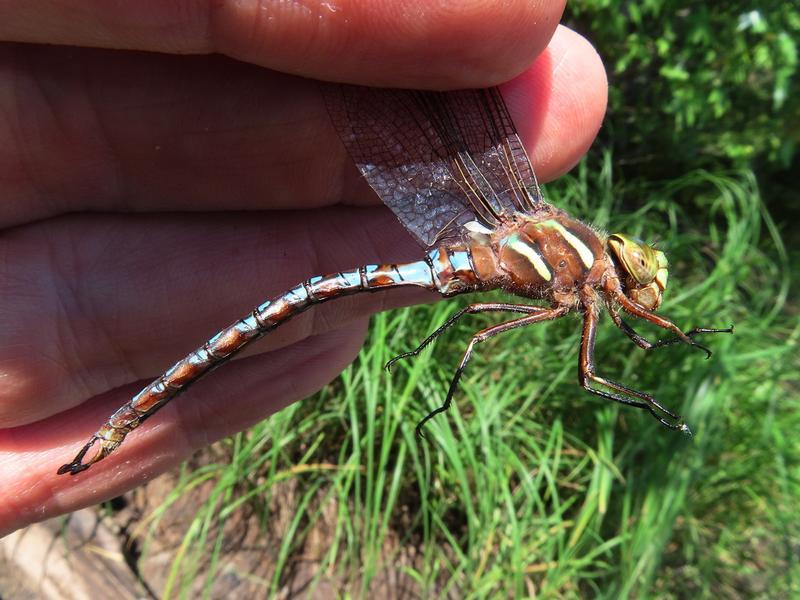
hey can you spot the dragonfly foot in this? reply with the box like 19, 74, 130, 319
687, 325, 735, 360
693, 342, 713, 360
655, 411, 693, 437
385, 350, 418, 372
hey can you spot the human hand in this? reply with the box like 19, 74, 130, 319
0, 1, 606, 535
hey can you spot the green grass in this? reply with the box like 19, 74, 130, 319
136, 158, 797, 598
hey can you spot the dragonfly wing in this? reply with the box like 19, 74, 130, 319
323, 84, 543, 248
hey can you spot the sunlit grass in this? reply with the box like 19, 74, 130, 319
137, 159, 796, 598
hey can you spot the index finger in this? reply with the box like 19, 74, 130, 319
0, 0, 565, 89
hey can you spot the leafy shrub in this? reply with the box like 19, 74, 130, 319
566, 2, 799, 178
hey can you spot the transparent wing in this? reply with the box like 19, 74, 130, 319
323, 84, 543, 248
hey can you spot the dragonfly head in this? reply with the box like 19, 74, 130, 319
607, 233, 668, 311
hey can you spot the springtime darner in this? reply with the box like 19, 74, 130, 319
58, 85, 732, 476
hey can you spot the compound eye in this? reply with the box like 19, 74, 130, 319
608, 234, 657, 285
624, 244, 657, 285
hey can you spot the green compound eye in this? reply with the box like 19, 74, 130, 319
607, 233, 666, 286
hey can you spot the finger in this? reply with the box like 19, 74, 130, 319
1, 25, 604, 227
0, 206, 431, 427
0, 0, 564, 89
0, 323, 367, 536
0, 49, 343, 228
502, 26, 608, 181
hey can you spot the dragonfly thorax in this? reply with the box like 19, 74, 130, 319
607, 233, 668, 311
459, 212, 607, 308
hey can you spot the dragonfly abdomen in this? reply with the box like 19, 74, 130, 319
58, 254, 481, 474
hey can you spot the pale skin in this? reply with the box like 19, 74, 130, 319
0, 0, 609, 535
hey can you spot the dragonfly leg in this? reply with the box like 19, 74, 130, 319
609, 307, 734, 356
580, 305, 691, 434
612, 291, 729, 360
386, 303, 549, 371
416, 305, 569, 438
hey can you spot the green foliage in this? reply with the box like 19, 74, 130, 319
566, 2, 799, 174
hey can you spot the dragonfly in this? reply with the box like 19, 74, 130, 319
58, 85, 732, 475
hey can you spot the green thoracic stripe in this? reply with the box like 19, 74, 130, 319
543, 220, 595, 269
507, 234, 552, 281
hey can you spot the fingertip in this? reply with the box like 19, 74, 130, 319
501, 25, 608, 182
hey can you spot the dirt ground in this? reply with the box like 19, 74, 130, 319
1, 468, 421, 599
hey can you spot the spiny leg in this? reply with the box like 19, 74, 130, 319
609, 307, 734, 358
386, 303, 551, 371
613, 291, 729, 359
416, 306, 569, 438
580, 305, 691, 434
